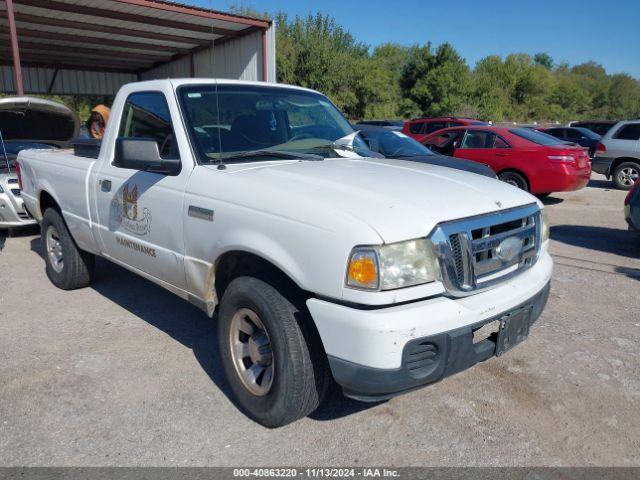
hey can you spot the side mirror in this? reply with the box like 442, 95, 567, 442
114, 137, 180, 176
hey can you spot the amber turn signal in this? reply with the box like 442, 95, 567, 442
346, 250, 379, 290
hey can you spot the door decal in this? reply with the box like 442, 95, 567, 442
110, 183, 153, 236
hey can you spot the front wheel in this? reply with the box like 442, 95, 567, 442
41, 208, 95, 290
498, 171, 529, 192
217, 276, 329, 427
613, 162, 640, 190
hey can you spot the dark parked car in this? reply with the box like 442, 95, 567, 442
568, 120, 617, 137
355, 120, 404, 129
624, 180, 640, 231
357, 125, 496, 178
538, 126, 601, 157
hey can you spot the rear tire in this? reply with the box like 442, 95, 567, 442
217, 276, 329, 428
498, 171, 529, 192
613, 162, 640, 190
41, 208, 95, 290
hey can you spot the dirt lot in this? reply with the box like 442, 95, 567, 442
1, 173, 639, 466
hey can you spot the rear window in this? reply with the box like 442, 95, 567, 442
613, 123, 640, 141
574, 128, 600, 140
573, 122, 614, 136
509, 128, 564, 146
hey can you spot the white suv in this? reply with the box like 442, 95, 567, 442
593, 120, 640, 190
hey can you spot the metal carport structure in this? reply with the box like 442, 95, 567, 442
0, 0, 275, 95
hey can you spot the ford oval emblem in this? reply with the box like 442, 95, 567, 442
495, 236, 522, 262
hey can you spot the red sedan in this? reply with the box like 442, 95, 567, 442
422, 126, 591, 195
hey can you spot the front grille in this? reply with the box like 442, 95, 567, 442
7, 178, 18, 184
430, 204, 541, 296
11, 188, 21, 197
449, 233, 465, 284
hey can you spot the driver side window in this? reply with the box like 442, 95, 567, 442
118, 91, 178, 159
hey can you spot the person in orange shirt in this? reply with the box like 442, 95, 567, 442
87, 104, 111, 139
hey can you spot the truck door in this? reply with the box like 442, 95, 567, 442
93, 90, 188, 289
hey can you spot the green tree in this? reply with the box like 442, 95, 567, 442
400, 43, 471, 117
608, 74, 640, 119
235, 8, 640, 123
534, 52, 554, 70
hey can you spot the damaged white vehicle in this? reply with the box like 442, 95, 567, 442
18, 79, 552, 427
0, 97, 79, 229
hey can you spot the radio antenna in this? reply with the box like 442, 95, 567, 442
209, 0, 225, 170
0, 129, 11, 172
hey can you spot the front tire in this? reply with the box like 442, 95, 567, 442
498, 171, 529, 191
613, 162, 640, 190
218, 276, 329, 428
41, 208, 95, 290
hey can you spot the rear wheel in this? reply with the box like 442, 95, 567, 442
498, 171, 529, 192
217, 276, 329, 428
613, 162, 640, 190
41, 208, 95, 290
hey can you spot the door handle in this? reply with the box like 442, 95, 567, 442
99, 179, 112, 192
495, 152, 508, 157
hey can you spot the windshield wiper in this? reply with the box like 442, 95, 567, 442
217, 150, 323, 163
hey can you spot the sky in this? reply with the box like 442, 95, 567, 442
191, 0, 640, 78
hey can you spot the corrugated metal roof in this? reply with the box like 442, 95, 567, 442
0, 0, 271, 75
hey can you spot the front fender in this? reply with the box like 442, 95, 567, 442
184, 227, 309, 310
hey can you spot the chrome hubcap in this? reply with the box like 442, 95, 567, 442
229, 308, 274, 396
45, 226, 64, 273
618, 167, 639, 187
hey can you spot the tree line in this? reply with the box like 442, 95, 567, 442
272, 11, 640, 123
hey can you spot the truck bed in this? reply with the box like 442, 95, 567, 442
18, 148, 99, 253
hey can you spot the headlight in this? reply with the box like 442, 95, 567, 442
541, 209, 550, 243
0, 185, 3, 193
346, 238, 439, 291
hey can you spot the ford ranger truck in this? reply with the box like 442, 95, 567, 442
18, 79, 552, 428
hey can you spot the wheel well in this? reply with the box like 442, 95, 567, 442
611, 157, 640, 174
39, 191, 60, 217
214, 251, 307, 307
497, 168, 530, 189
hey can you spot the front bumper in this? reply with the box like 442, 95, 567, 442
591, 156, 613, 176
328, 282, 549, 401
1, 175, 36, 228
307, 250, 552, 401
0, 191, 36, 228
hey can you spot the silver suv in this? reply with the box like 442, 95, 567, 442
593, 120, 640, 190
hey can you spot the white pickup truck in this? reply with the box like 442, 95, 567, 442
18, 79, 552, 427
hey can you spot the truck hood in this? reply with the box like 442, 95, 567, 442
0, 96, 79, 146
207, 157, 540, 243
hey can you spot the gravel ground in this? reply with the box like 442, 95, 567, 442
1, 174, 639, 466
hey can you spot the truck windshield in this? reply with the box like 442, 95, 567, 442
178, 84, 370, 163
